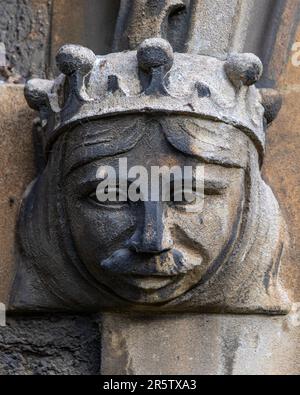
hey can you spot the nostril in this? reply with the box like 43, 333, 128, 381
126, 225, 174, 254
127, 240, 140, 253
127, 241, 173, 255
125, 230, 142, 252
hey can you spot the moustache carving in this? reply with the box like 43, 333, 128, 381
100, 248, 203, 277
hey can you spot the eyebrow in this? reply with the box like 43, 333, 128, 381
65, 147, 245, 180
64, 128, 245, 179
167, 143, 245, 169
168, 176, 229, 187
78, 174, 231, 190
64, 151, 127, 177
203, 179, 229, 194
162, 118, 247, 169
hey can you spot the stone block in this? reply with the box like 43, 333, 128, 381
263, 23, 300, 302
0, 84, 35, 305
101, 308, 300, 375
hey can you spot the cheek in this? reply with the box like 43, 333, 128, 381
202, 196, 240, 243
171, 190, 244, 256
65, 197, 136, 253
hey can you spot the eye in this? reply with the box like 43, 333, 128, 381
169, 182, 202, 211
88, 187, 129, 209
172, 189, 197, 205
204, 180, 229, 195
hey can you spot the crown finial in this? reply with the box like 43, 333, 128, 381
137, 38, 174, 95
55, 45, 96, 103
24, 79, 53, 111
56, 45, 96, 76
260, 88, 282, 125
137, 38, 174, 72
224, 53, 263, 88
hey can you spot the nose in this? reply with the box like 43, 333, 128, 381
128, 202, 173, 254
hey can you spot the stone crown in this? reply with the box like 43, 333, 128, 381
24, 38, 281, 159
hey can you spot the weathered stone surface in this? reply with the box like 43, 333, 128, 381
101, 307, 300, 375
0, 85, 35, 305
113, 0, 190, 52
113, 0, 281, 58
263, 23, 300, 303
263, 0, 300, 87
11, 37, 290, 315
50, 0, 120, 74
186, 0, 256, 58
0, 0, 52, 81
0, 315, 101, 375
0, 0, 299, 378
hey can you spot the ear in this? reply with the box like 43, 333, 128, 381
260, 88, 283, 125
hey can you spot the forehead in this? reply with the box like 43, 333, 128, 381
62, 115, 250, 176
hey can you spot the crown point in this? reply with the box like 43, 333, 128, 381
137, 38, 174, 73
56, 45, 96, 76
260, 88, 282, 125
24, 79, 53, 110
225, 53, 263, 87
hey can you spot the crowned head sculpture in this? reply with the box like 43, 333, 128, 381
11, 38, 290, 314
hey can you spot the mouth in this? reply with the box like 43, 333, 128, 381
100, 249, 204, 294
118, 273, 182, 291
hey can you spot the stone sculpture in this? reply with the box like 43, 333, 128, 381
11, 37, 290, 314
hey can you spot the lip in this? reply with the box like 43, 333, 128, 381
118, 273, 181, 291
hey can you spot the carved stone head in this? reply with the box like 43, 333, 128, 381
11, 38, 290, 314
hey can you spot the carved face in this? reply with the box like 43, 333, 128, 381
63, 115, 247, 304
16, 39, 290, 314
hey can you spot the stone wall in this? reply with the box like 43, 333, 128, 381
263, 21, 300, 302
0, 315, 101, 375
0, 0, 52, 81
0, 0, 120, 81
0, 85, 35, 305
